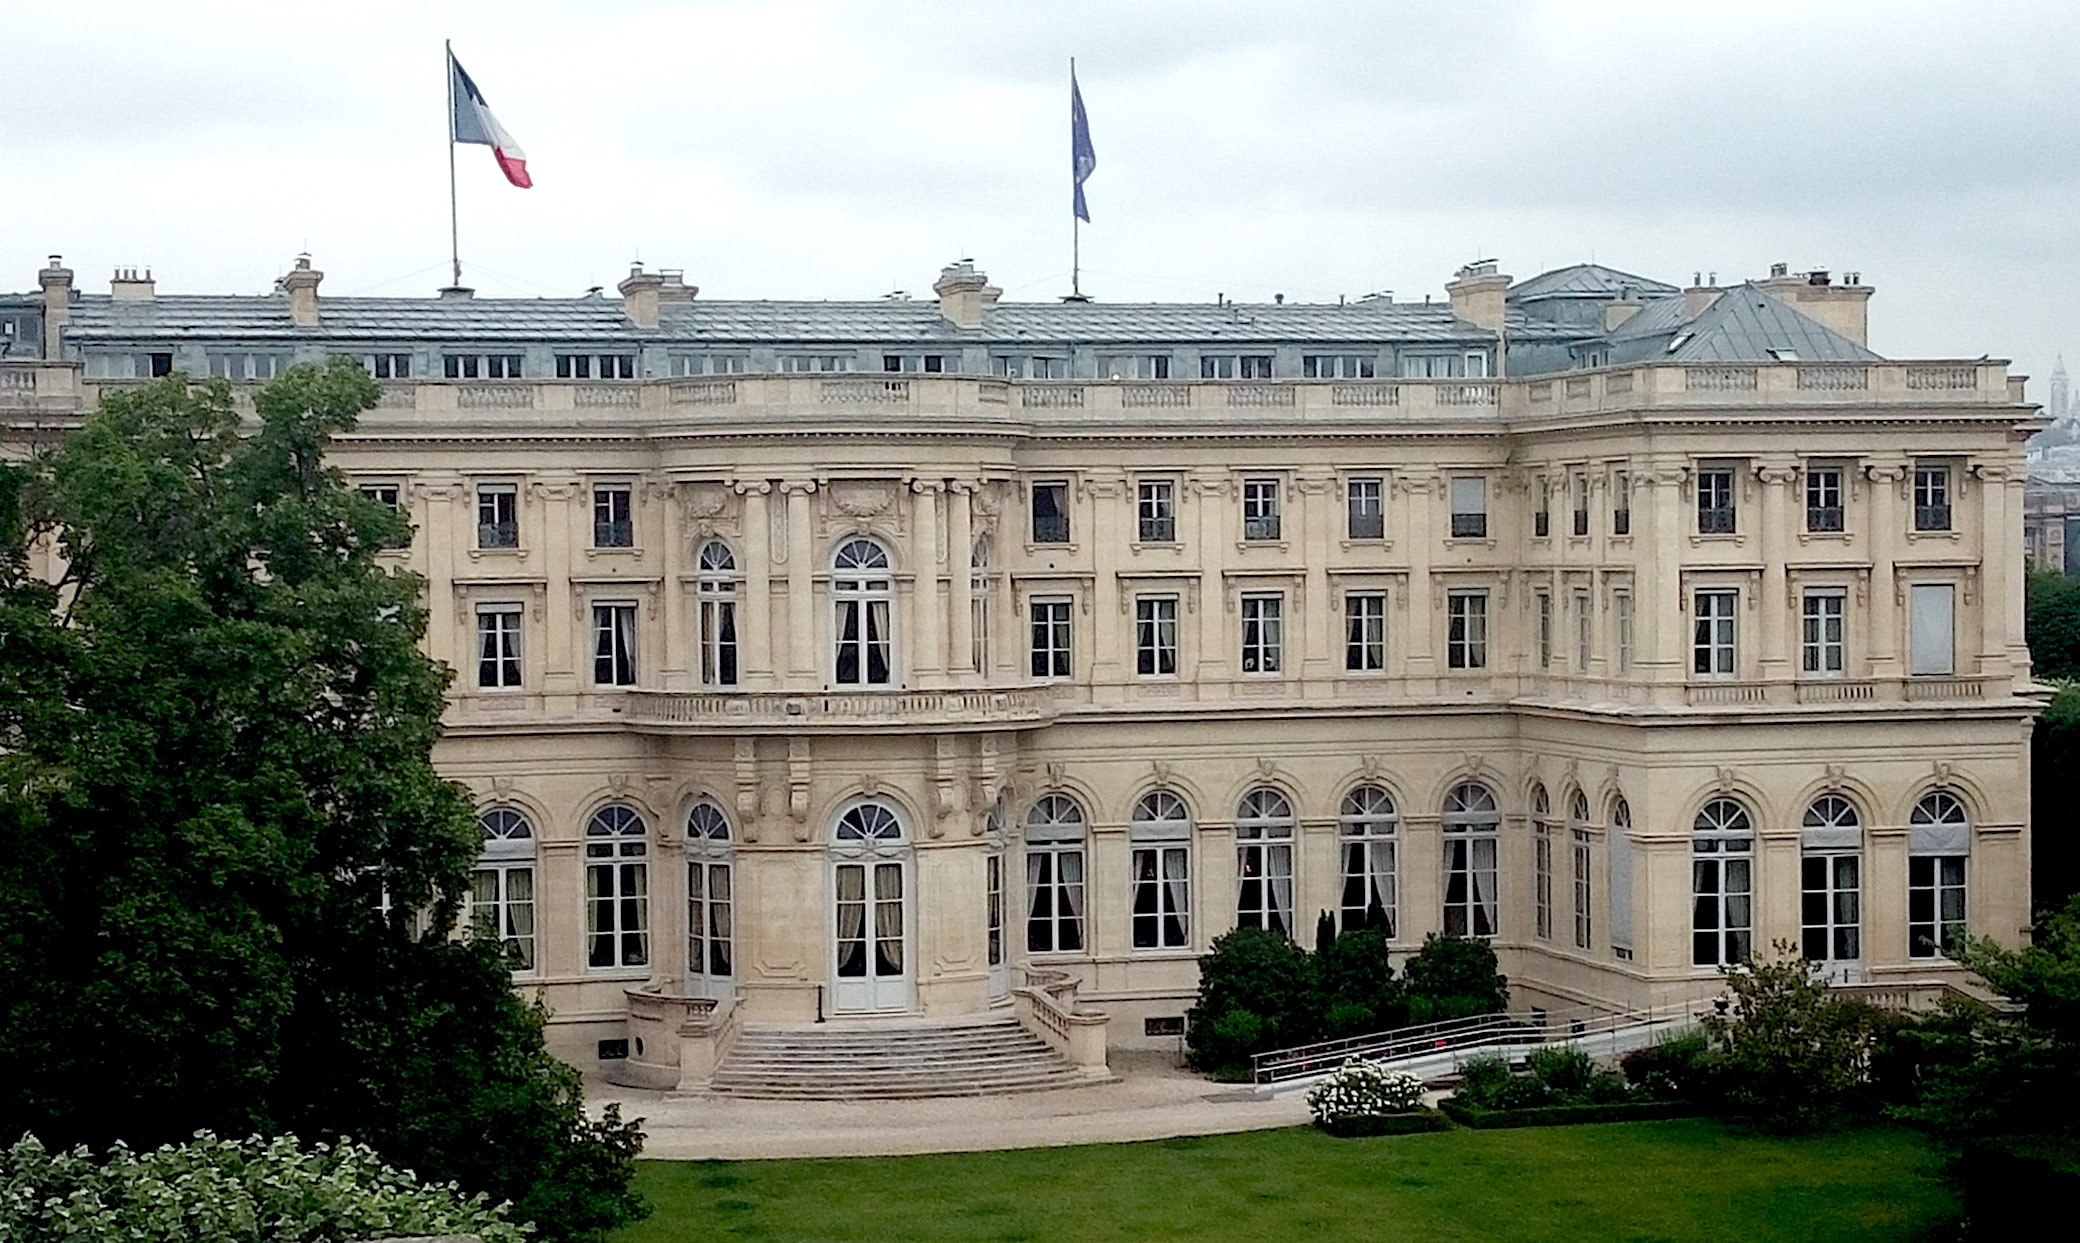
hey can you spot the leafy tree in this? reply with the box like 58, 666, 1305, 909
1185, 927, 1316, 1074
0, 364, 644, 1240
1698, 946, 1876, 1132
2026, 565, 2080, 682
1315, 922, 1406, 1036
1401, 934, 1510, 1023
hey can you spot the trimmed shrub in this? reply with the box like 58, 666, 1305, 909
1620, 1033, 1715, 1103
1307, 1060, 1427, 1126
1186, 928, 1315, 1075
1402, 935, 1509, 1018
1438, 1097, 1700, 1129
0, 1131, 527, 1243
1700, 948, 1878, 1132
1318, 1109, 1453, 1138
1315, 923, 1407, 1035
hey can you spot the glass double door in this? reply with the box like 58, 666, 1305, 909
832, 858, 911, 1012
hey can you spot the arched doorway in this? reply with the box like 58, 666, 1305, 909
830, 799, 913, 1013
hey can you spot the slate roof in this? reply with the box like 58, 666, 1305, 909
1509, 263, 1680, 304
1605, 284, 1881, 366
60, 292, 1578, 346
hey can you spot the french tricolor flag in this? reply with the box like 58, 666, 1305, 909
449, 48, 531, 188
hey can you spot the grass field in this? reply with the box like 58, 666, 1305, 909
613, 1118, 1956, 1242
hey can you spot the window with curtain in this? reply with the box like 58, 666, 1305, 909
1131, 790, 1192, 950
1024, 794, 1087, 953
472, 808, 535, 971
1909, 791, 1969, 958
592, 602, 638, 686
686, 800, 734, 983
1442, 783, 1499, 938
1532, 783, 1554, 940
1692, 797, 1753, 966
1801, 794, 1861, 967
1338, 784, 1397, 936
1609, 796, 1634, 958
585, 804, 649, 969
1235, 788, 1295, 938
1570, 789, 1593, 950
696, 540, 739, 687
833, 538, 894, 685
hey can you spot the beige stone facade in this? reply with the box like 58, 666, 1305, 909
0, 256, 2044, 1078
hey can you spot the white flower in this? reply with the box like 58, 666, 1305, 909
1306, 1058, 1427, 1122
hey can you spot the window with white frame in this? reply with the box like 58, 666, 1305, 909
1573, 590, 1593, 672
1442, 783, 1499, 938
1025, 794, 1087, 954
1235, 788, 1295, 939
357, 482, 401, 510
1400, 354, 1452, 378
444, 353, 523, 379
672, 353, 745, 376
1339, 785, 1397, 935
1130, 790, 1192, 950
1137, 479, 1176, 542
1534, 476, 1552, 538
1448, 590, 1488, 669
696, 540, 739, 687
1345, 592, 1387, 672
592, 602, 638, 687
1449, 477, 1488, 538
472, 808, 536, 970
686, 801, 734, 986
1464, 351, 1490, 378
834, 538, 893, 685
1614, 592, 1634, 673
1098, 354, 1171, 380
585, 805, 648, 969
592, 483, 634, 548
1240, 593, 1283, 673
367, 352, 413, 380
1801, 795, 1861, 967
1571, 471, 1590, 536
1692, 798, 1753, 966
1029, 597, 1073, 679
782, 354, 855, 373
1611, 470, 1631, 536
476, 604, 523, 689
1914, 464, 1952, 532
1697, 468, 1736, 534
995, 355, 1065, 379
207, 352, 288, 381
1242, 478, 1282, 541
1909, 582, 1955, 676
556, 353, 636, 380
1569, 790, 1592, 950
1609, 796, 1634, 958
970, 540, 991, 675
1031, 482, 1070, 544
1909, 792, 1969, 959
1806, 466, 1845, 533
1304, 354, 1377, 379
1802, 590, 1846, 676
1136, 595, 1179, 676
1536, 593, 1554, 670
1693, 589, 1738, 676
476, 484, 518, 549
1346, 477, 1385, 540
1201, 354, 1274, 380
1532, 784, 1554, 940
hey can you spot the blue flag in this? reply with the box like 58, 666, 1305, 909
1071, 67, 1096, 222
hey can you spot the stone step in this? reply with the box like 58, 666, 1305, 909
709, 1016, 1092, 1100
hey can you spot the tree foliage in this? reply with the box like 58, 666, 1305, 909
1697, 946, 1877, 1132
0, 364, 643, 1240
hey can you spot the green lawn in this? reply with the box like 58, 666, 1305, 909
614, 1119, 1956, 1242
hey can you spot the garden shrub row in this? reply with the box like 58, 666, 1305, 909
1437, 1097, 1701, 1129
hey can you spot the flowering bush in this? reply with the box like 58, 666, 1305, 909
1307, 1059, 1428, 1124
0, 1131, 528, 1243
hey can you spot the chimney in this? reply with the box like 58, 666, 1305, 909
38, 254, 72, 361
619, 263, 664, 330
1682, 278, 1720, 319
110, 266, 155, 301
280, 253, 323, 327
1604, 298, 1643, 331
656, 268, 698, 305
1758, 266, 1872, 345
933, 260, 1000, 330
1443, 259, 1510, 332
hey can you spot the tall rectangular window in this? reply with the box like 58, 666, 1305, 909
1612, 470, 1631, 536
697, 578, 738, 688
1536, 592, 1554, 669
1031, 482, 1070, 544
1136, 596, 1178, 676
592, 483, 633, 548
1806, 466, 1844, 533
368, 353, 413, 379
1534, 476, 1551, 538
1345, 592, 1387, 672
1240, 594, 1283, 673
1025, 844, 1086, 954
1137, 479, 1176, 542
472, 862, 535, 971
1697, 468, 1736, 534
1909, 583, 1955, 675
1132, 844, 1191, 949
1534, 822, 1553, 940
1572, 830, 1593, 950
1693, 589, 1738, 676
1029, 598, 1073, 679
1614, 592, 1634, 672
1347, 477, 1385, 539
592, 603, 638, 686
1449, 477, 1488, 538
1802, 591, 1846, 676
1242, 479, 1282, 541
1573, 590, 1593, 672
476, 606, 523, 689
1909, 855, 1967, 958
1571, 471, 1590, 536
1914, 465, 1952, 532
357, 483, 401, 510
1448, 591, 1488, 669
476, 484, 518, 549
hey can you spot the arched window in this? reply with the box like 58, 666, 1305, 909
585, 804, 649, 970
1692, 797, 1753, 966
1609, 796, 1634, 957
686, 800, 734, 989
1531, 783, 1554, 941
833, 538, 893, 685
1025, 795, 1087, 954
472, 808, 535, 971
1339, 785, 1398, 935
1802, 795, 1861, 967
1442, 783, 1500, 938
1568, 790, 1593, 950
1131, 790, 1192, 949
831, 800, 909, 998
1235, 788, 1295, 939
970, 539, 993, 676
696, 540, 739, 687
1909, 792, 1969, 959
835, 801, 904, 843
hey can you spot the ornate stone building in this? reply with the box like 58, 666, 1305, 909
0, 253, 2042, 1083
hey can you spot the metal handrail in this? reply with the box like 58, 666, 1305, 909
1250, 1004, 1711, 1085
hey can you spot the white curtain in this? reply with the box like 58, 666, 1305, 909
1909, 584, 1955, 676
873, 863, 903, 974
1163, 847, 1190, 944
613, 606, 638, 683
1609, 828, 1634, 951
1061, 850, 1086, 950
1471, 838, 1498, 935
1269, 844, 1294, 937
1367, 840, 1396, 932
835, 865, 866, 976
866, 599, 892, 683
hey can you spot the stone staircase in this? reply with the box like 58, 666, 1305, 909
709, 1015, 1099, 1099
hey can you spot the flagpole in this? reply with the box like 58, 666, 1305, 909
446, 39, 461, 288
1069, 57, 1080, 300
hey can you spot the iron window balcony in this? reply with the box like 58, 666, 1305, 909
1915, 504, 1952, 532
477, 521, 519, 549
594, 520, 634, 549
1243, 516, 1282, 541
1698, 508, 1736, 535
1613, 509, 1631, 536
1807, 506, 1845, 533
1032, 515, 1071, 544
1139, 517, 1175, 542
1534, 512, 1550, 538
1348, 513, 1385, 540
1451, 513, 1487, 539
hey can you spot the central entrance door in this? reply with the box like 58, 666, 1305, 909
831, 801, 913, 1013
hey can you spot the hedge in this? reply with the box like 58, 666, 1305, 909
1316, 1108, 1453, 1138
1955, 1134, 2080, 1238
1437, 1097, 1703, 1129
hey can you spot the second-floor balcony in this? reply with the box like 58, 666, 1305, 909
619, 686, 1057, 731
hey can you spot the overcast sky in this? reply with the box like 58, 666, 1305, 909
5, 0, 2078, 390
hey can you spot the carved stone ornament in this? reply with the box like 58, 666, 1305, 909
1932, 760, 1954, 786
828, 480, 896, 520
608, 772, 633, 795
1461, 752, 1485, 777
1045, 761, 1066, 785
682, 481, 729, 519
490, 774, 515, 795
1151, 761, 1173, 785
1825, 764, 1846, 791
1714, 766, 1737, 793
859, 774, 883, 796
1360, 754, 1384, 779
1256, 757, 1277, 780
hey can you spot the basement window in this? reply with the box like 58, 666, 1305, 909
596, 1038, 630, 1061
1145, 1016, 1185, 1038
